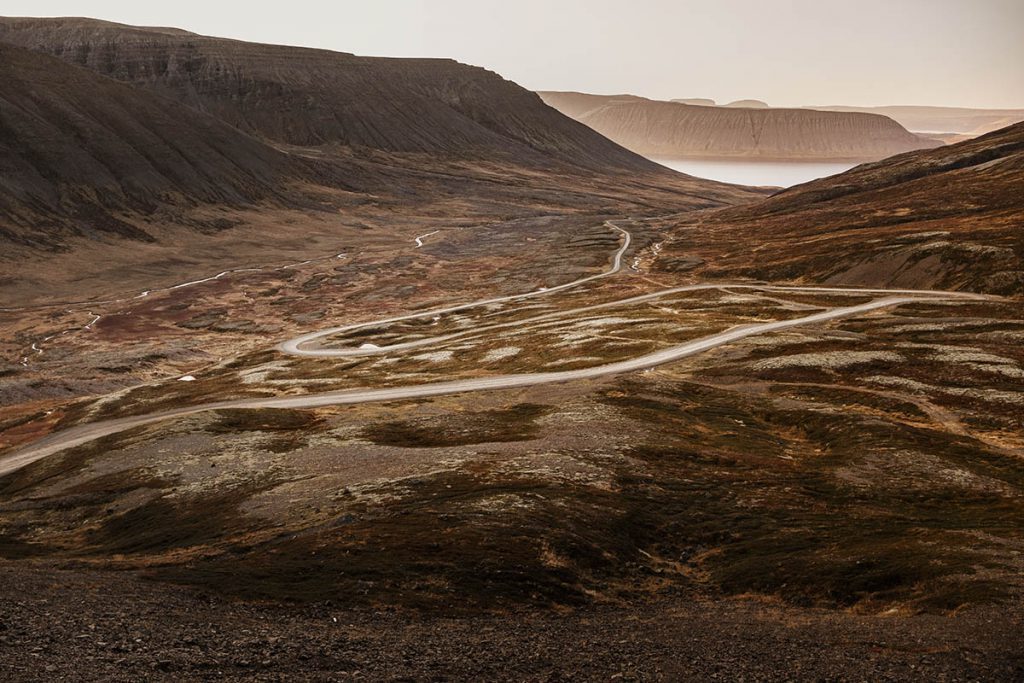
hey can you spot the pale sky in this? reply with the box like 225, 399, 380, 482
5, 0, 1023, 108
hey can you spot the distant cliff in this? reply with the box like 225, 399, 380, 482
540, 92, 943, 161
806, 105, 1024, 136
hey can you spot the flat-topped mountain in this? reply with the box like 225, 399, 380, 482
668, 98, 1024, 137
0, 18, 767, 303
0, 17, 657, 172
671, 98, 716, 106
656, 121, 1024, 295
539, 91, 943, 161
808, 105, 1024, 136
722, 99, 769, 108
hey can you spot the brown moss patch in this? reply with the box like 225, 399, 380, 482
361, 403, 550, 448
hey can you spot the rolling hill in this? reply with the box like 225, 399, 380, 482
654, 121, 1024, 295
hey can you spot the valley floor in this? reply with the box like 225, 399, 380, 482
2, 212, 1023, 681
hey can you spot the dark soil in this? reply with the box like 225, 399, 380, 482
0, 562, 1021, 682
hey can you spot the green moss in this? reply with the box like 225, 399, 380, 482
0, 535, 51, 559
600, 379, 1023, 611
4, 372, 1021, 614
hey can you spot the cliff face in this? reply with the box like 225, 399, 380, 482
540, 92, 943, 161
531, 91, 649, 121
0, 18, 658, 172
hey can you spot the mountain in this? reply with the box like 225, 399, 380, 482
0, 17, 657, 173
0, 43, 318, 250
654, 121, 1024, 295
539, 92, 942, 161
0, 18, 768, 304
671, 98, 716, 106
722, 99, 769, 108
808, 105, 1024, 136
532, 92, 648, 121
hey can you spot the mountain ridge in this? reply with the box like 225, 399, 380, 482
0, 17, 661, 172
806, 105, 1024, 136
0, 18, 768, 303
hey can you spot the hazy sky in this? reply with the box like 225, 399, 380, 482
6, 0, 1023, 108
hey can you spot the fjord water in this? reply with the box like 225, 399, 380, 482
654, 158, 857, 188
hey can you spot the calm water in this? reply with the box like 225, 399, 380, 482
652, 158, 857, 188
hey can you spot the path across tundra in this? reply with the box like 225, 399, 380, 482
0, 222, 989, 477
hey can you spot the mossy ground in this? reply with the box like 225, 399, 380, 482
2, 284, 1021, 615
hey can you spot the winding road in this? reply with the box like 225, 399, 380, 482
0, 221, 988, 477
280, 222, 631, 356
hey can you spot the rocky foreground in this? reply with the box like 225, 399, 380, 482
1, 563, 1021, 681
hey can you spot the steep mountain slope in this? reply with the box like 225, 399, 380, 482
0, 43, 311, 250
654, 122, 1024, 295
532, 92, 649, 121
539, 92, 943, 161
0, 17, 659, 173
0, 18, 770, 305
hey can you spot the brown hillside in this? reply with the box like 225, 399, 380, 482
654, 122, 1024, 295
0, 43, 313, 250
0, 17, 660, 172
